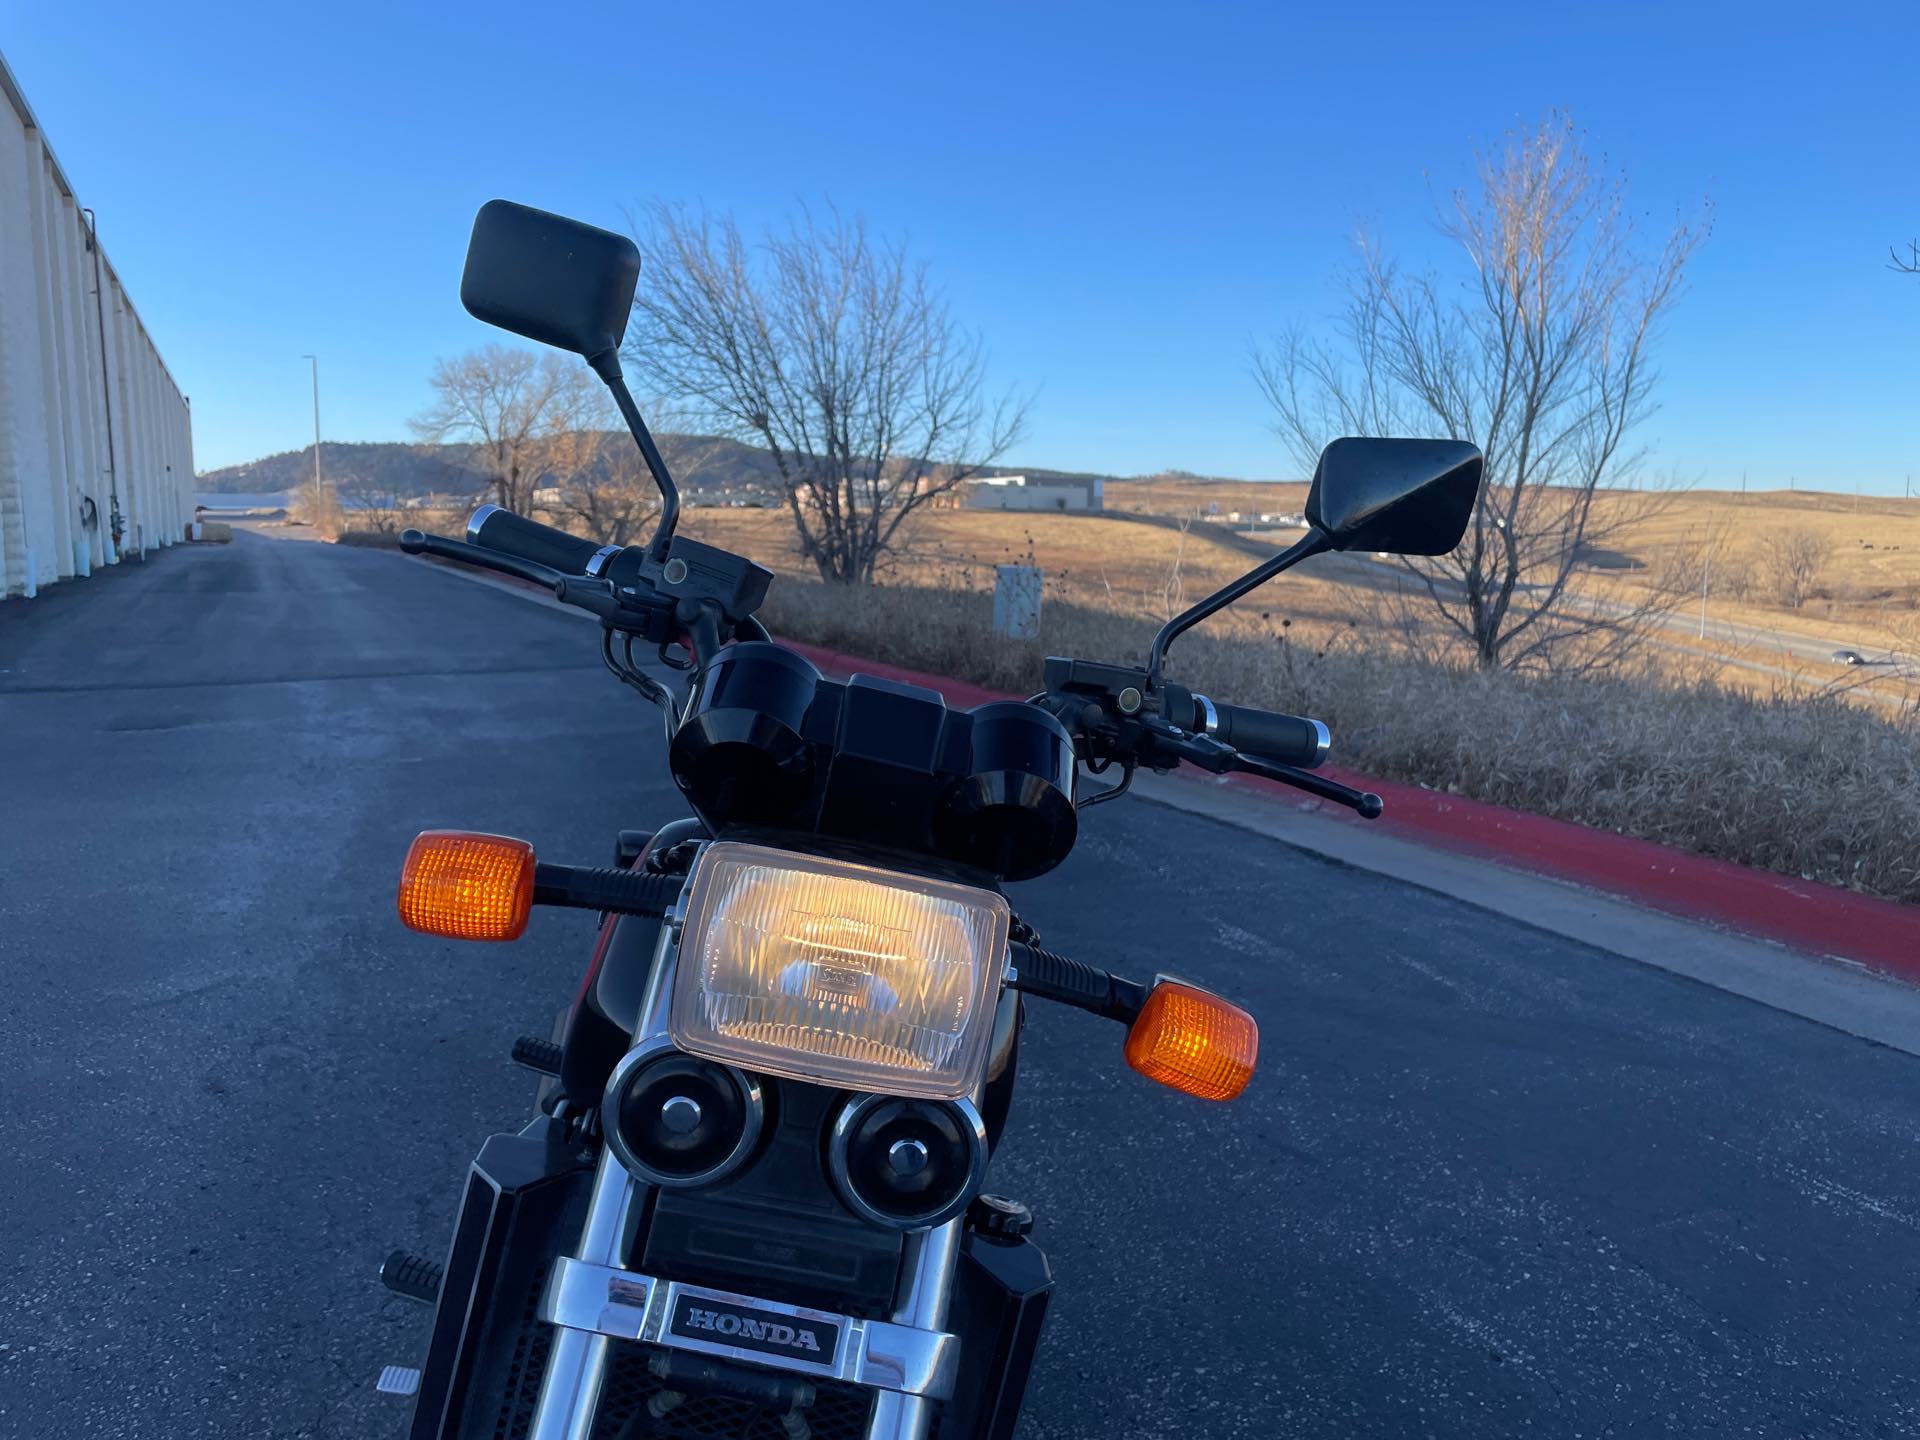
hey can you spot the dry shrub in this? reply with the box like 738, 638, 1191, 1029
762, 578, 1920, 904
1758, 530, 1835, 609
288, 479, 344, 539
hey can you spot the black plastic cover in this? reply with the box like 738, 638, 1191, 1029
935, 700, 1078, 879
640, 1079, 906, 1316
408, 1118, 595, 1440
941, 1227, 1054, 1440
670, 645, 1078, 880
670, 642, 820, 824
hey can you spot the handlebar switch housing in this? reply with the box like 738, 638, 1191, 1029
639, 536, 773, 627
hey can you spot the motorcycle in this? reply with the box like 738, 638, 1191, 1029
375, 199, 1480, 1440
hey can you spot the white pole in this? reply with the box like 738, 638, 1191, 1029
1699, 551, 1710, 639
301, 354, 321, 492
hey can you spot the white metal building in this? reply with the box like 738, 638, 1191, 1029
962, 474, 1104, 512
0, 51, 193, 599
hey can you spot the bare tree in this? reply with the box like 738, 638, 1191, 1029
543, 421, 657, 546
1758, 529, 1833, 610
1161, 513, 1194, 620
335, 472, 405, 536
1255, 114, 1707, 670
625, 203, 1028, 583
1891, 240, 1920, 275
410, 345, 604, 514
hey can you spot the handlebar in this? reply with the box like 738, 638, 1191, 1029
468, 503, 610, 577
1208, 701, 1329, 770
1167, 690, 1329, 770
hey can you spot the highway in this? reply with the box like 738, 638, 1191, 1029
2, 529, 1918, 1439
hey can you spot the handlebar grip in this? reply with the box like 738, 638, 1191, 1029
531, 862, 685, 917
467, 504, 608, 577
1009, 943, 1149, 1024
1205, 700, 1329, 770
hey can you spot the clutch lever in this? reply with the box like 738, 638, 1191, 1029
400, 528, 565, 589
1152, 723, 1385, 820
400, 529, 650, 626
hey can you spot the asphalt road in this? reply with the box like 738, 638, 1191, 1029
4, 530, 1919, 1439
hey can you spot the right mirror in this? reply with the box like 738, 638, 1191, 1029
1304, 437, 1482, 556
460, 199, 640, 360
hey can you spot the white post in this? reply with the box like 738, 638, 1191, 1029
992, 565, 1042, 639
1699, 551, 1710, 640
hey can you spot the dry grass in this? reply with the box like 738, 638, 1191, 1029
1587, 488, 1920, 637
762, 577, 1920, 906
691, 506, 1378, 642
1100, 481, 1920, 635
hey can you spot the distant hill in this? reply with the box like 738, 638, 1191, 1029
197, 436, 1278, 500
200, 434, 832, 500
198, 442, 487, 497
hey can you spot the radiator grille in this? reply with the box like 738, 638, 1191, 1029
590, 1342, 877, 1440
492, 1261, 555, 1440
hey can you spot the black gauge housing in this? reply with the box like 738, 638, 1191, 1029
670, 643, 1077, 881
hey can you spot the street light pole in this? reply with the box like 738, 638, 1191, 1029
301, 354, 321, 492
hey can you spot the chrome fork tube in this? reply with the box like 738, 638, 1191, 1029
865, 1216, 964, 1440
527, 1151, 638, 1440
528, 919, 681, 1440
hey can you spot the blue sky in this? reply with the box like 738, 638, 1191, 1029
6, 1, 1917, 491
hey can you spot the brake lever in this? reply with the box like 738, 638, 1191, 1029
400, 529, 675, 631
1234, 751, 1385, 820
1151, 723, 1385, 820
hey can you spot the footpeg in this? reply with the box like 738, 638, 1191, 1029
380, 1248, 443, 1305
512, 1035, 564, 1075
376, 1365, 421, 1397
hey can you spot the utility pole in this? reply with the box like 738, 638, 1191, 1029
1699, 550, 1710, 640
301, 354, 322, 491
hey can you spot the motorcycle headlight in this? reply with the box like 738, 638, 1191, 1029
669, 843, 1010, 1100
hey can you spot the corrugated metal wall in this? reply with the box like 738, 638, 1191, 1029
0, 51, 193, 599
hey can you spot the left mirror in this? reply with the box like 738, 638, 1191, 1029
460, 199, 640, 360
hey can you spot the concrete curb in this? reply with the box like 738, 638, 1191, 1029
778, 639, 1920, 983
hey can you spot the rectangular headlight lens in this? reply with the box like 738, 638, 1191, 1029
669, 843, 1010, 1100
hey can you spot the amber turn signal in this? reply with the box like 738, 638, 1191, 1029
397, 830, 536, 941
1124, 981, 1258, 1101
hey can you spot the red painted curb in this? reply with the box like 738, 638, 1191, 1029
779, 639, 1920, 983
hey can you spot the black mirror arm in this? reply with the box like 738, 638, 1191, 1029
587, 349, 680, 564
1145, 527, 1332, 687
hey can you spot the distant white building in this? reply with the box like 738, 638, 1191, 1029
962, 475, 1104, 513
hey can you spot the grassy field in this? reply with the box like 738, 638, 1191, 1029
1109, 479, 1920, 645
685, 488, 1920, 708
